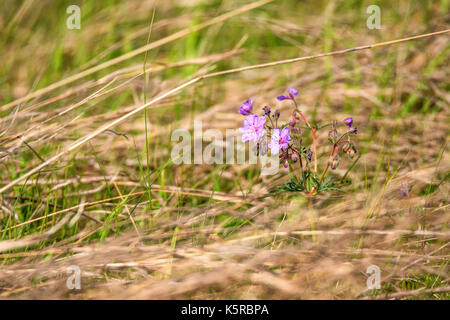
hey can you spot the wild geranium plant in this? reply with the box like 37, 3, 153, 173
238, 88, 358, 194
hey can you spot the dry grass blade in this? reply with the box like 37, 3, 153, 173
1, 1, 448, 300
1, 28, 449, 195
0, 0, 274, 113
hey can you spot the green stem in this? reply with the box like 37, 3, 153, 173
309, 129, 354, 194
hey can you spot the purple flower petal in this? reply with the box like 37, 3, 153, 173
239, 114, 266, 143
268, 127, 291, 155
269, 129, 281, 154
343, 116, 353, 128
277, 95, 290, 101
289, 88, 298, 97
238, 98, 253, 115
279, 127, 291, 150
277, 88, 298, 101
307, 148, 313, 161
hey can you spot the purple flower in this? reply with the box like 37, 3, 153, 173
239, 99, 253, 115
307, 148, 313, 161
262, 106, 271, 116
343, 116, 353, 128
277, 95, 289, 101
239, 115, 266, 143
277, 88, 299, 101
269, 127, 291, 155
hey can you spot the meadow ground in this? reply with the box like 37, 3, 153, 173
0, 0, 448, 299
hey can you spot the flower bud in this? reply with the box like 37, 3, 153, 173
343, 141, 357, 159
348, 145, 357, 159
273, 110, 280, 119
290, 126, 301, 135
332, 120, 338, 130
328, 154, 340, 170
291, 153, 298, 163
342, 142, 351, 153
328, 129, 338, 143
307, 148, 313, 161
289, 115, 299, 127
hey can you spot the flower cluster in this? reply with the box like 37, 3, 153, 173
238, 88, 359, 194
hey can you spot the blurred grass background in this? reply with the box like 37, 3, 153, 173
0, 0, 448, 299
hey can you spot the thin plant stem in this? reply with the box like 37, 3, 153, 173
310, 129, 354, 194
298, 151, 306, 190
292, 98, 317, 172
289, 145, 306, 191
288, 163, 300, 185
